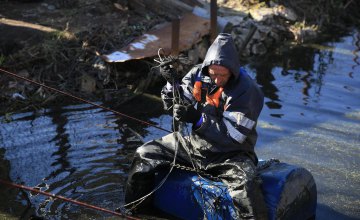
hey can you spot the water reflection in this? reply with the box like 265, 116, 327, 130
255, 30, 360, 220
47, 105, 73, 181
252, 45, 319, 116
0, 148, 34, 219
0, 105, 134, 219
253, 61, 282, 111
350, 30, 360, 77
253, 43, 338, 116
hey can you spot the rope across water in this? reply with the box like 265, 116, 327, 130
0, 68, 172, 133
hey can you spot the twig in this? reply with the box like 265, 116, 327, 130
344, 0, 354, 9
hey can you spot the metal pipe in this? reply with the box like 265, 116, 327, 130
210, 0, 218, 42
171, 17, 180, 56
0, 179, 140, 220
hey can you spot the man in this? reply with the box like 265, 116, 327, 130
125, 33, 268, 219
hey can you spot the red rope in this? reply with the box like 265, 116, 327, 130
0, 68, 171, 133
0, 179, 140, 220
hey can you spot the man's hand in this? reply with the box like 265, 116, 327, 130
160, 62, 180, 84
173, 104, 201, 124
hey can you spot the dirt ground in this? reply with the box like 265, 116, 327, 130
0, 0, 162, 53
0, 0, 169, 113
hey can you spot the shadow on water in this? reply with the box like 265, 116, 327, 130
0, 30, 359, 219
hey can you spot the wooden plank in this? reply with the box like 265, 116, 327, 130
101, 13, 210, 63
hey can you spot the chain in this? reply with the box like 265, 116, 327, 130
172, 163, 221, 182
257, 158, 280, 171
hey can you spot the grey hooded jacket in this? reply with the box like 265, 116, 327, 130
161, 33, 264, 163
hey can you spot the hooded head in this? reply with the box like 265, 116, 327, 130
201, 33, 241, 86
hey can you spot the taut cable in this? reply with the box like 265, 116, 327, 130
0, 68, 171, 133
0, 179, 140, 219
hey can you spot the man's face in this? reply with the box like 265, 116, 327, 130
208, 65, 231, 87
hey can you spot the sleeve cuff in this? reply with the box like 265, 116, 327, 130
193, 115, 203, 129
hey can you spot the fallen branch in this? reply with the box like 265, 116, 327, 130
0, 18, 75, 40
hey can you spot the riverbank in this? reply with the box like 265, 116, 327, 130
0, 0, 359, 115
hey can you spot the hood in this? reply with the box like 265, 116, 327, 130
200, 33, 241, 80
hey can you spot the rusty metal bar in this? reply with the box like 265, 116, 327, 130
171, 17, 180, 56
210, 0, 217, 42
0, 68, 172, 133
0, 179, 140, 220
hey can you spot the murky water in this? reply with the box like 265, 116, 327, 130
1, 30, 359, 219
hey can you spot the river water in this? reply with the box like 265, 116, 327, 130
0, 30, 359, 219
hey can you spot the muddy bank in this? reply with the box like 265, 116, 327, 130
0, 0, 165, 114
0, 0, 359, 115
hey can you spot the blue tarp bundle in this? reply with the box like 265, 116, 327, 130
154, 160, 317, 220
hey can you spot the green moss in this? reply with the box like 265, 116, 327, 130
1, 112, 13, 123
0, 54, 5, 66
48, 30, 68, 40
